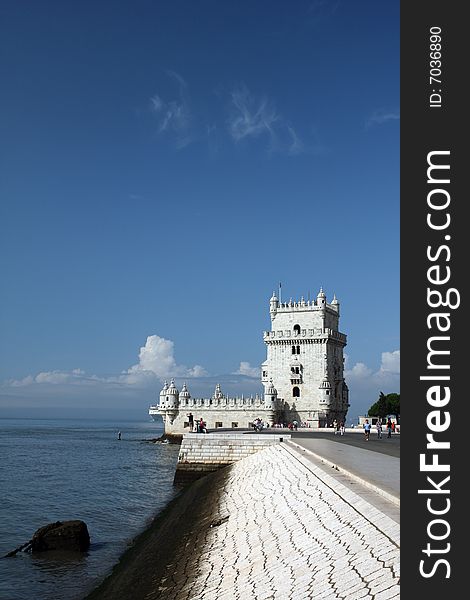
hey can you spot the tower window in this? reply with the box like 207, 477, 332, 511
293, 324, 300, 335
292, 345, 296, 355
296, 345, 300, 354
293, 386, 300, 398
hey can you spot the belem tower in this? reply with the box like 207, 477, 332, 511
149, 288, 349, 433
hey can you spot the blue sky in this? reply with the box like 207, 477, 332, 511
0, 0, 399, 421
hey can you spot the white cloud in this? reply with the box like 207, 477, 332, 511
227, 85, 303, 154
124, 335, 207, 381
228, 86, 279, 142
345, 350, 400, 420
366, 109, 400, 129
347, 362, 373, 378
234, 361, 260, 378
4, 334, 208, 389
150, 71, 192, 147
379, 350, 400, 374
287, 125, 304, 155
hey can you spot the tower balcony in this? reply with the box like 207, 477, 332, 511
264, 328, 346, 345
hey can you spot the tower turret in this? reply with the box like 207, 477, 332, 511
269, 292, 279, 320
331, 294, 340, 314
166, 379, 179, 410
213, 383, 224, 401
264, 379, 278, 425
159, 381, 169, 407
179, 382, 191, 405
317, 287, 326, 309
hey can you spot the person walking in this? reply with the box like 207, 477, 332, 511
187, 412, 194, 432
386, 418, 393, 438
340, 421, 345, 436
363, 419, 371, 441
376, 421, 382, 439
117, 431, 121, 440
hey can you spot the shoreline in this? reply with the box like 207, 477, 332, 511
82, 465, 233, 600
83, 440, 400, 600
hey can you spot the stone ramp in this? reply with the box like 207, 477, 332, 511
148, 444, 400, 600
287, 437, 400, 506
85, 443, 400, 600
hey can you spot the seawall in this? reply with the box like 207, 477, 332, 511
84, 439, 400, 600
174, 432, 291, 484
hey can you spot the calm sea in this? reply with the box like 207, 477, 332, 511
0, 418, 180, 600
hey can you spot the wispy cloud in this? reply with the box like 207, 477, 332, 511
228, 86, 279, 142
150, 71, 193, 148
227, 84, 304, 155
366, 109, 400, 129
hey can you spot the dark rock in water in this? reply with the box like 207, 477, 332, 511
156, 433, 182, 445
31, 520, 90, 552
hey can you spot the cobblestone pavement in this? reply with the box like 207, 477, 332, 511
146, 444, 400, 600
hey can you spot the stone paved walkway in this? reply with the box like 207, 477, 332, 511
146, 444, 400, 600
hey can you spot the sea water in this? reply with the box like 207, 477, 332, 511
0, 418, 180, 600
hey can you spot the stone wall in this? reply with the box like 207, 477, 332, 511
174, 433, 291, 484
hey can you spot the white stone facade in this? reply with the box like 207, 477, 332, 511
150, 288, 349, 433
262, 288, 349, 428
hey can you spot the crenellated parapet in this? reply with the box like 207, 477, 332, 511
150, 380, 281, 434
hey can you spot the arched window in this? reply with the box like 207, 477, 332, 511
293, 386, 300, 398
292, 345, 296, 355
296, 345, 300, 354
293, 324, 300, 335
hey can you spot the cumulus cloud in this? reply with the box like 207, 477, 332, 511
379, 350, 400, 374
234, 361, 260, 378
345, 350, 400, 420
124, 335, 207, 381
4, 335, 208, 389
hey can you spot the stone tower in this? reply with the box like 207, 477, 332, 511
261, 288, 349, 428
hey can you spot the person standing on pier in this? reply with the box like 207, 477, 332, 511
363, 419, 371, 441
187, 412, 194, 432
376, 421, 382, 439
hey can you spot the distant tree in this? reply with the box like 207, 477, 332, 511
386, 393, 400, 418
367, 392, 400, 420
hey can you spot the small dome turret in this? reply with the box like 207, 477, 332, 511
167, 379, 179, 395
270, 291, 279, 319
180, 382, 191, 400
331, 293, 340, 313
213, 383, 224, 400
267, 378, 277, 396
317, 287, 326, 308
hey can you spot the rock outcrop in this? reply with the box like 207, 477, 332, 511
31, 520, 90, 552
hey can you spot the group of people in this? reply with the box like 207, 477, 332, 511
252, 418, 264, 431
187, 413, 207, 433
363, 418, 396, 441
332, 420, 346, 436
